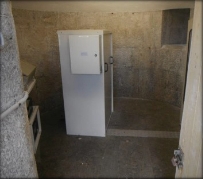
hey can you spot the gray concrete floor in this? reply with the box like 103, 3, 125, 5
108, 98, 181, 131
36, 98, 180, 178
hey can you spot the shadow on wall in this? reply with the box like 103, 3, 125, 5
12, 8, 189, 112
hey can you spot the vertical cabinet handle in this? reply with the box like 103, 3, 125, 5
105, 63, 108, 72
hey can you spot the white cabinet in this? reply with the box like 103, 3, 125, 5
57, 30, 113, 137
69, 35, 101, 74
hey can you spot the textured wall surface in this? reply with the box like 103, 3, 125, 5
12, 9, 187, 111
0, 1, 38, 177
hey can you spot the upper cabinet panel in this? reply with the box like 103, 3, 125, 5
69, 35, 101, 74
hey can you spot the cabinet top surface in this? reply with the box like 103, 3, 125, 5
57, 30, 112, 35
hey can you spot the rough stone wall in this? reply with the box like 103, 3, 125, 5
12, 9, 187, 110
0, 1, 38, 177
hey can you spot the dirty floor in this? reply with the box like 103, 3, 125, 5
108, 98, 181, 131
36, 98, 180, 178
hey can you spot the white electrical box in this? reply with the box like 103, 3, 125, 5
69, 35, 101, 74
57, 30, 113, 137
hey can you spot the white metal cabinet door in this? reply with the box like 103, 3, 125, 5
69, 35, 101, 74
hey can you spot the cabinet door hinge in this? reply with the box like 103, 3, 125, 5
110, 56, 114, 64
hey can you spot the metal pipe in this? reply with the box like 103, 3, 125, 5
1, 91, 28, 119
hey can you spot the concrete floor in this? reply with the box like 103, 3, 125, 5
36, 98, 180, 178
108, 98, 181, 131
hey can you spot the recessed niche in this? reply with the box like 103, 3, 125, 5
161, 9, 190, 45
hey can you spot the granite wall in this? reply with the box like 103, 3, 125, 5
12, 9, 188, 111
1, 1, 38, 177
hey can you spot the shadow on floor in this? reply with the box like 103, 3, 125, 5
108, 98, 181, 131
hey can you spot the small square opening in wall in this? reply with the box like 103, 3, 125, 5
161, 9, 190, 45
